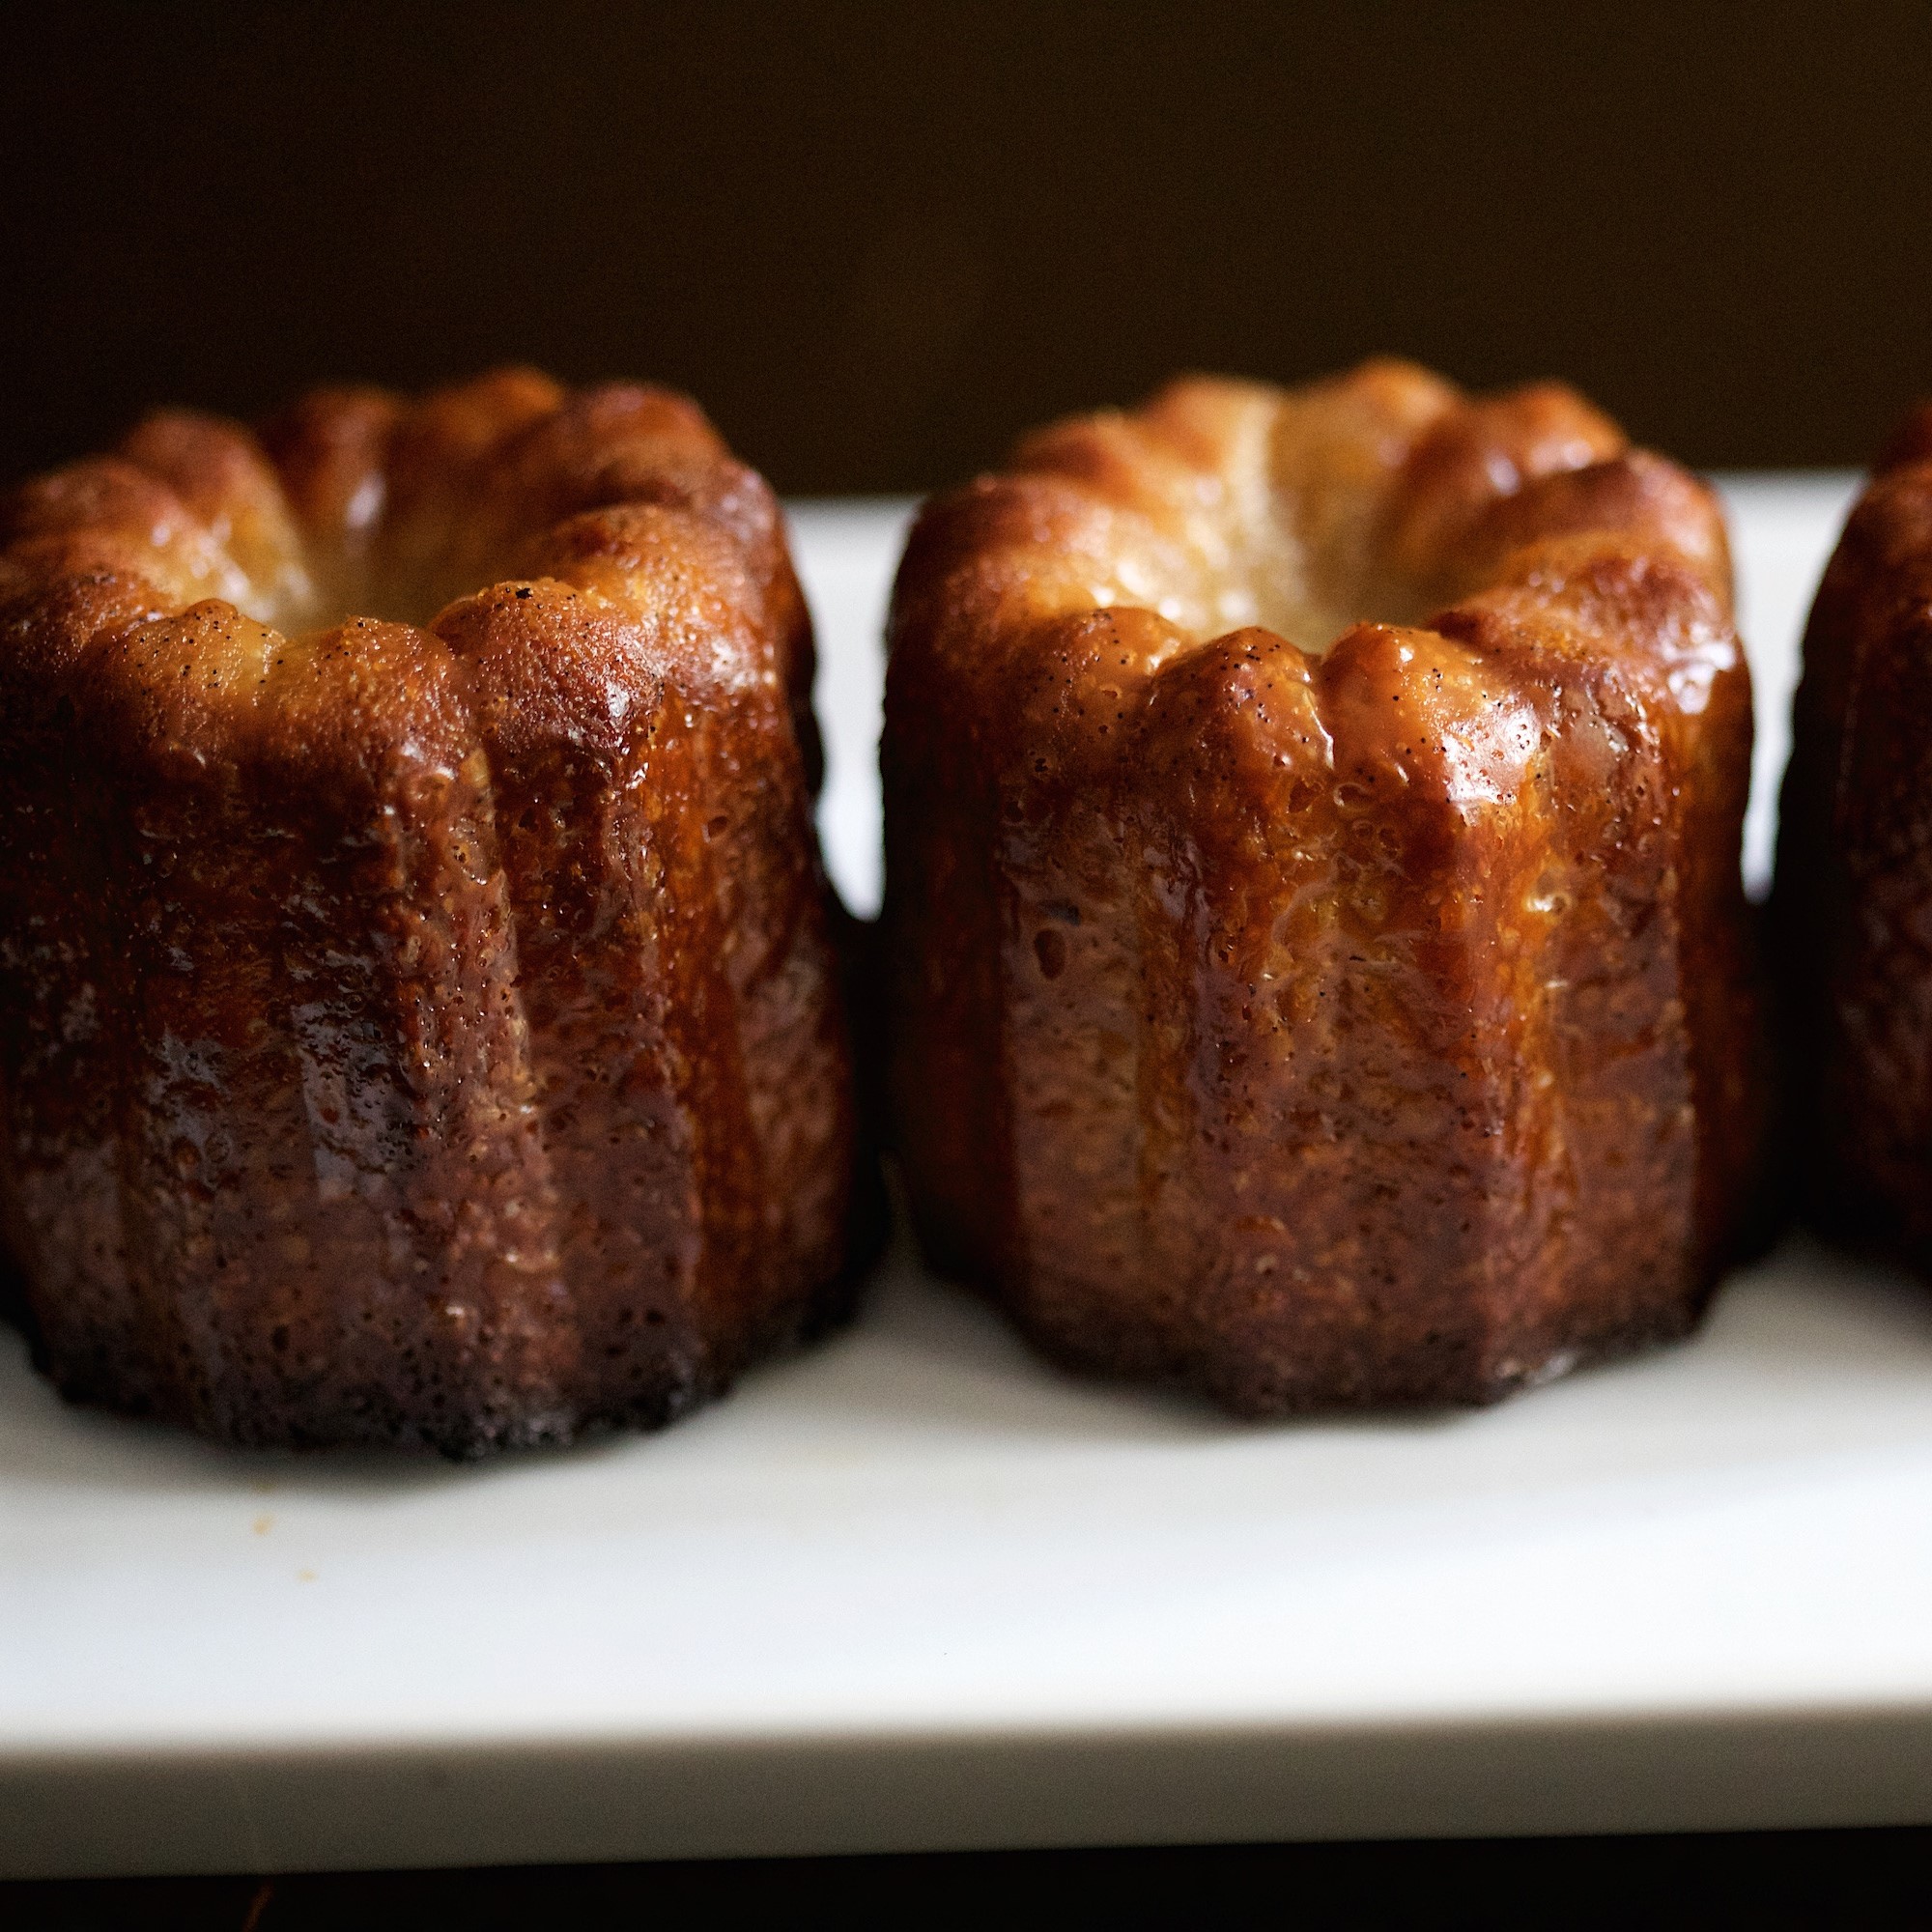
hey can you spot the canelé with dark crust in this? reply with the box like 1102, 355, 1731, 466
1773, 403, 1932, 1264
883, 359, 1765, 1413
0, 368, 862, 1455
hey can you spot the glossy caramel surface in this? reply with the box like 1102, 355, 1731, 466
0, 370, 860, 1454
884, 360, 1764, 1411
1775, 405, 1932, 1263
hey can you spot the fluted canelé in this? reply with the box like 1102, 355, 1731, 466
0, 369, 862, 1454
884, 359, 1766, 1413
1774, 403, 1932, 1264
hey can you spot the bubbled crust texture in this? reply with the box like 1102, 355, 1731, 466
0, 369, 859, 1455
884, 359, 1764, 1413
1773, 405, 1932, 1263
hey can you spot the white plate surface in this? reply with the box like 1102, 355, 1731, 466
12, 476, 1932, 1883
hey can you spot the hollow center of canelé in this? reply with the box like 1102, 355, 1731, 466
1098, 423, 1440, 657
1176, 520, 1430, 655
230, 529, 533, 639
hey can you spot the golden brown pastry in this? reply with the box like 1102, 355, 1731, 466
1773, 403, 1932, 1262
883, 359, 1765, 1413
0, 368, 864, 1454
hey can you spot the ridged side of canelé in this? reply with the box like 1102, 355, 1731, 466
1772, 407, 1932, 1262
884, 359, 1763, 1412
0, 370, 859, 1454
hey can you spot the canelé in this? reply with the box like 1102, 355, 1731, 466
0, 369, 862, 1454
1774, 404, 1932, 1263
884, 359, 1764, 1412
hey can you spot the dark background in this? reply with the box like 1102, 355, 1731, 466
9, 3, 1932, 1918
12, 1830, 1932, 1932
6, 1, 1931, 496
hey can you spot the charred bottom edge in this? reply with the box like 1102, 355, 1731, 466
9, 1158, 892, 1462
998, 1294, 1719, 1420
24, 1345, 709, 1462
911, 1213, 1731, 1420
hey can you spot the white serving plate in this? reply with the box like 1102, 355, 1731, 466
11, 477, 1931, 1884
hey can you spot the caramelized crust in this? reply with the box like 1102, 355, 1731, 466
0, 369, 861, 1454
884, 359, 1764, 1411
1773, 406, 1932, 1260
